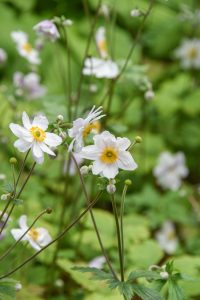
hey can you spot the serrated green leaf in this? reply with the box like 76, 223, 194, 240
132, 284, 163, 300
128, 270, 161, 282
117, 282, 134, 300
168, 280, 185, 300
0, 278, 18, 300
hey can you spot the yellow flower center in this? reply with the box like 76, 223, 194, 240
28, 228, 39, 241
100, 147, 118, 164
167, 230, 176, 241
98, 40, 107, 54
82, 121, 101, 139
187, 47, 198, 59
22, 42, 32, 53
30, 126, 46, 142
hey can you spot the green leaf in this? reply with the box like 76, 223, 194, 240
128, 270, 161, 281
168, 280, 185, 300
3, 182, 14, 193
13, 199, 23, 205
0, 278, 18, 300
117, 282, 134, 300
132, 284, 163, 300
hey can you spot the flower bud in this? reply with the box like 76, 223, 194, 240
130, 8, 141, 17
106, 184, 116, 194
10, 157, 17, 164
125, 179, 132, 186
63, 19, 73, 27
80, 165, 89, 175
160, 271, 169, 280
135, 136, 142, 143
1, 193, 10, 201
46, 207, 52, 214
15, 283, 22, 291
57, 114, 64, 122
88, 164, 93, 171
145, 89, 154, 100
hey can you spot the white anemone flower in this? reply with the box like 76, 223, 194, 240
9, 112, 62, 164
95, 27, 108, 59
80, 131, 137, 179
174, 39, 200, 69
68, 106, 104, 152
88, 256, 106, 269
33, 20, 60, 41
153, 151, 188, 191
83, 57, 119, 79
155, 221, 178, 254
11, 31, 40, 65
11, 215, 52, 251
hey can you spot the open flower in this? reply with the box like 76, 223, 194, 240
33, 20, 60, 41
11, 215, 52, 251
83, 57, 119, 79
68, 106, 104, 152
0, 48, 7, 64
80, 131, 137, 179
11, 31, 40, 65
155, 221, 178, 254
153, 151, 188, 190
10, 112, 62, 164
88, 256, 106, 269
95, 27, 108, 59
174, 39, 200, 69
13, 72, 46, 100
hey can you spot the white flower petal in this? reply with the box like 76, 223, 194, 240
116, 137, 131, 150
45, 132, 62, 147
32, 115, 49, 130
32, 153, 44, 164
102, 164, 119, 179
14, 139, 31, 152
80, 145, 99, 160
92, 160, 105, 175
11, 229, 28, 241
22, 112, 32, 129
40, 142, 55, 156
28, 238, 41, 251
36, 228, 52, 246
118, 151, 138, 171
10, 124, 33, 142
19, 215, 28, 229
32, 142, 43, 158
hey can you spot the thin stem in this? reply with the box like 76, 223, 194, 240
15, 150, 30, 187
16, 162, 36, 200
0, 195, 99, 280
71, 153, 118, 280
111, 194, 124, 282
120, 185, 128, 278
74, 0, 102, 119
0, 209, 48, 262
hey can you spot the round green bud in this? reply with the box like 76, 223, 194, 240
135, 136, 142, 143
125, 179, 132, 186
10, 157, 17, 164
46, 207, 53, 214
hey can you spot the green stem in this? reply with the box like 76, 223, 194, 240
120, 185, 128, 278
0, 194, 99, 280
111, 194, 124, 282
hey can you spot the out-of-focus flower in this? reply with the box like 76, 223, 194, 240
0, 174, 6, 181
68, 106, 104, 152
95, 27, 108, 59
66, 153, 83, 175
83, 57, 119, 79
174, 39, 200, 69
15, 283, 22, 291
11, 215, 52, 251
144, 89, 154, 101
130, 8, 141, 17
10, 111, 62, 164
89, 84, 98, 93
63, 19, 73, 27
0, 48, 7, 64
99, 4, 110, 18
11, 31, 40, 65
153, 152, 188, 190
0, 211, 9, 240
33, 20, 60, 41
13, 72, 46, 100
80, 131, 137, 179
88, 256, 106, 269
155, 221, 178, 254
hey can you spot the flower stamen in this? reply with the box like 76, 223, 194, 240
30, 126, 46, 142
28, 228, 39, 241
100, 147, 118, 164
22, 42, 32, 53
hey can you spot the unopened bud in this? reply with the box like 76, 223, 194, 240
80, 165, 89, 175
106, 184, 116, 194
1, 193, 10, 201
15, 283, 22, 291
145, 89, 154, 100
135, 136, 142, 143
10, 157, 17, 164
88, 165, 93, 171
63, 19, 73, 26
125, 179, 132, 186
130, 8, 141, 17
160, 271, 169, 280
57, 114, 64, 122
46, 207, 52, 214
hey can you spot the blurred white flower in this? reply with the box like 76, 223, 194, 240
68, 106, 104, 152
144, 89, 154, 101
0, 174, 6, 180
11, 31, 40, 65
174, 39, 200, 69
95, 27, 108, 59
13, 72, 46, 100
130, 8, 141, 17
15, 283, 22, 291
0, 211, 8, 240
89, 84, 98, 93
153, 152, 189, 190
80, 131, 137, 179
33, 20, 60, 41
63, 19, 73, 27
11, 215, 52, 251
155, 221, 178, 254
99, 4, 110, 18
0, 48, 7, 64
83, 57, 119, 79
10, 112, 62, 164
88, 256, 106, 269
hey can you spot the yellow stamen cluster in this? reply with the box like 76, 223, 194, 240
28, 228, 40, 241
100, 147, 118, 164
30, 126, 46, 142
82, 121, 101, 139
98, 40, 107, 54
22, 42, 32, 53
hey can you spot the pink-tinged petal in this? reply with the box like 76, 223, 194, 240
45, 132, 62, 147
32, 115, 48, 130
19, 215, 28, 230
102, 164, 119, 179
118, 151, 138, 171
14, 139, 31, 152
22, 112, 32, 129
32, 142, 43, 158
80, 145, 99, 160
92, 160, 105, 175
10, 124, 33, 142
40, 143, 55, 156
116, 137, 131, 150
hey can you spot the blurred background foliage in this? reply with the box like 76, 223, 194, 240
0, 0, 200, 299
